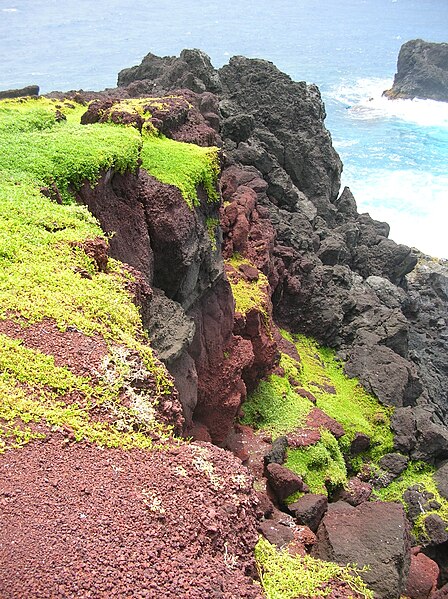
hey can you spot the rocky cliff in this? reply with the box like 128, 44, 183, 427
0, 49, 447, 598
384, 39, 448, 102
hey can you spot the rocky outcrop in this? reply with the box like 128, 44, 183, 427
0, 84, 39, 99
384, 39, 448, 102
112, 46, 448, 476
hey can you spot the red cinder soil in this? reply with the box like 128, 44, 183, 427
0, 438, 264, 599
0, 318, 108, 378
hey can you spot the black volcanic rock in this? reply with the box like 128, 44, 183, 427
384, 39, 448, 102
0, 85, 39, 99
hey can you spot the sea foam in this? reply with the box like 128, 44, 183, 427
330, 77, 448, 128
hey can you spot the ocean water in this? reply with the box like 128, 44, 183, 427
1, 0, 447, 257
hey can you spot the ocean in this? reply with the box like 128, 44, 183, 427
1, 0, 447, 258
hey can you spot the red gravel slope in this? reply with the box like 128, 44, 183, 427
0, 437, 264, 598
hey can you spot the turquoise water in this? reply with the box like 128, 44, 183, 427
1, 0, 447, 257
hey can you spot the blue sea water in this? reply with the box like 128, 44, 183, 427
1, 0, 447, 257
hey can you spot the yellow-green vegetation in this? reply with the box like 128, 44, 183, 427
226, 254, 270, 318
0, 95, 225, 452
374, 461, 448, 539
241, 329, 394, 495
285, 429, 347, 495
284, 332, 394, 461
0, 97, 141, 203
255, 537, 373, 599
240, 353, 313, 436
140, 135, 220, 208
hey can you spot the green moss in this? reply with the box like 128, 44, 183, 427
0, 98, 141, 203
374, 461, 448, 540
226, 254, 270, 318
205, 217, 219, 251
240, 354, 312, 437
284, 332, 394, 465
140, 134, 220, 208
285, 429, 347, 495
255, 537, 374, 599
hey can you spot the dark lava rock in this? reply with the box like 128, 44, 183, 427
0, 84, 39, 99
265, 463, 307, 502
312, 501, 411, 599
263, 436, 288, 469
384, 39, 448, 102
435, 461, 448, 500
424, 514, 448, 546
403, 485, 442, 524
350, 433, 371, 455
378, 453, 409, 477
405, 255, 448, 424
288, 494, 328, 532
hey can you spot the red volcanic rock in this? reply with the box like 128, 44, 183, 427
190, 279, 255, 446
333, 477, 372, 506
306, 408, 345, 439
288, 428, 322, 448
239, 262, 260, 282
266, 463, 307, 502
431, 584, 448, 598
76, 172, 154, 283
405, 550, 439, 599
220, 165, 277, 286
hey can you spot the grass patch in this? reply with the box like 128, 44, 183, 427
374, 461, 448, 540
0, 96, 203, 452
240, 354, 312, 437
255, 536, 373, 599
226, 254, 270, 318
284, 332, 394, 464
285, 429, 347, 495
0, 98, 141, 203
140, 134, 220, 208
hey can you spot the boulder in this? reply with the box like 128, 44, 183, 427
384, 39, 448, 102
288, 494, 328, 532
435, 461, 448, 500
265, 463, 307, 502
258, 520, 294, 548
405, 550, 439, 599
378, 453, 409, 477
312, 501, 411, 599
424, 515, 448, 546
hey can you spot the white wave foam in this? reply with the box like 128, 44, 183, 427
343, 169, 448, 259
328, 77, 448, 128
2, 8, 18, 12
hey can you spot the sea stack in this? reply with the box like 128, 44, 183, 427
384, 39, 448, 102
